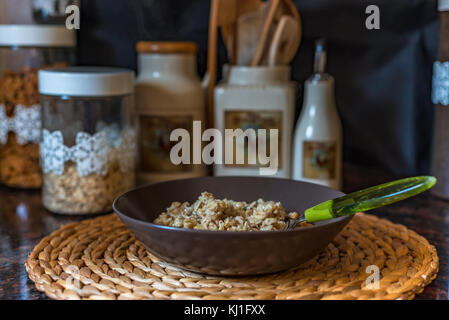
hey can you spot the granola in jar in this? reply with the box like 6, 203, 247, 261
43, 161, 135, 214
0, 68, 42, 188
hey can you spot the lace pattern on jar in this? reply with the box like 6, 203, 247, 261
0, 104, 41, 145
41, 127, 136, 177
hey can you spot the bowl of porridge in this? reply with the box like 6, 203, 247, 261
113, 176, 353, 276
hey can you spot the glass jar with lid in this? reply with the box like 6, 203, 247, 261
38, 67, 137, 215
135, 41, 206, 184
0, 25, 75, 188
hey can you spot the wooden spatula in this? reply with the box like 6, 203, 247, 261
207, 0, 238, 128
282, 0, 301, 24
220, 0, 263, 60
250, 0, 282, 66
234, 7, 265, 65
268, 15, 301, 66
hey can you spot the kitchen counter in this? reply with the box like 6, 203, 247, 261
0, 163, 448, 300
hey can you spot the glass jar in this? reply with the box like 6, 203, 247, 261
0, 25, 75, 188
39, 67, 137, 215
135, 41, 206, 184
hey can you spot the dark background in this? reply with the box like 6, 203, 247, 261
78, 0, 439, 177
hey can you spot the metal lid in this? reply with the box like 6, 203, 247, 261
39, 67, 135, 97
0, 25, 76, 47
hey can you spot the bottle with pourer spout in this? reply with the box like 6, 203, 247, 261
292, 39, 343, 190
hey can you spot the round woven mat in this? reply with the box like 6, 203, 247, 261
26, 213, 438, 300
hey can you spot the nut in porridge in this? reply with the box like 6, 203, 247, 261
153, 192, 312, 231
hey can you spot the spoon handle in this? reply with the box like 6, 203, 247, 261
304, 176, 436, 223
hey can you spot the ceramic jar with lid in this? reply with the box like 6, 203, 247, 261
135, 41, 206, 184
0, 24, 75, 188
214, 66, 295, 178
38, 67, 137, 215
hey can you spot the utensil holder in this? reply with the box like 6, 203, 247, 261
214, 65, 295, 177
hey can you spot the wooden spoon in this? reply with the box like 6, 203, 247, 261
268, 15, 301, 66
250, 0, 282, 66
282, 0, 302, 47
207, 0, 238, 128
233, 6, 265, 65
282, 0, 301, 24
221, 0, 264, 52
220, 0, 264, 65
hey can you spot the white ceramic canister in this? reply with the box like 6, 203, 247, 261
292, 41, 343, 190
214, 66, 295, 178
135, 42, 206, 184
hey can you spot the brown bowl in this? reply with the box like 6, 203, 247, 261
113, 176, 353, 276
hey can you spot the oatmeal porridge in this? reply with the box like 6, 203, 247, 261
153, 192, 312, 231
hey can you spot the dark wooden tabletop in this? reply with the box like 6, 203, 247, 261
0, 163, 448, 300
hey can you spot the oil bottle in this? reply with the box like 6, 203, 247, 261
292, 39, 343, 189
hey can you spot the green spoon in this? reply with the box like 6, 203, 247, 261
286, 176, 436, 230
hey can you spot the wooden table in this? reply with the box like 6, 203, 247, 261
0, 163, 448, 299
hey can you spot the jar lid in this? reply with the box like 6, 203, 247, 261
136, 41, 197, 54
439, 0, 449, 11
39, 67, 135, 97
0, 25, 76, 47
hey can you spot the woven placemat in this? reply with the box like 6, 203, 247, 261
26, 213, 438, 300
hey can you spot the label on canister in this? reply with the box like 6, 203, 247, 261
139, 115, 193, 173
223, 110, 283, 168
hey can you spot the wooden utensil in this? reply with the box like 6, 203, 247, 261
282, 0, 302, 45
207, 0, 238, 128
221, 0, 264, 53
232, 6, 265, 65
268, 15, 301, 66
282, 0, 301, 24
250, 0, 282, 66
